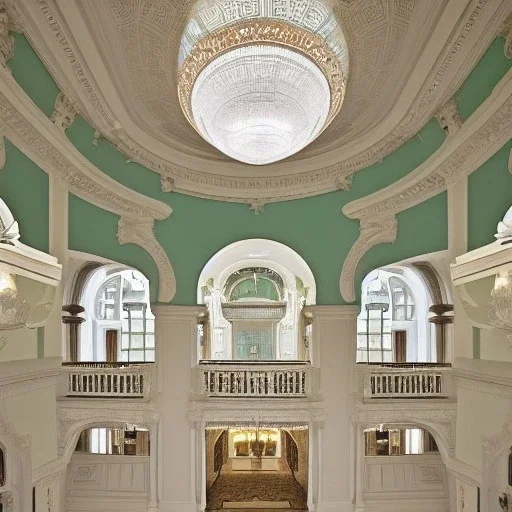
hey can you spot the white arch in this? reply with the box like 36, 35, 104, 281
197, 239, 316, 305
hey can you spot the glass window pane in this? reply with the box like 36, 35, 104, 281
131, 335, 144, 349
121, 334, 130, 349
146, 335, 155, 348
146, 319, 155, 333
120, 351, 129, 362
145, 349, 155, 362
131, 319, 144, 332
129, 350, 145, 362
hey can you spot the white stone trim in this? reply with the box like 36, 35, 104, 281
0, 62, 175, 301
340, 68, 512, 302
6, 0, 510, 201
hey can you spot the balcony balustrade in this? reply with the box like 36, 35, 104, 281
194, 361, 317, 398
359, 363, 453, 399
60, 362, 153, 400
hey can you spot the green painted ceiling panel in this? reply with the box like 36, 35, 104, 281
8, 33, 60, 118
68, 194, 160, 300
456, 37, 512, 121
0, 140, 49, 252
468, 141, 512, 251
356, 192, 448, 302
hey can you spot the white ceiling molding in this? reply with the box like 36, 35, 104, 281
117, 216, 176, 303
7, 0, 511, 201
0, 46, 176, 301
339, 68, 512, 302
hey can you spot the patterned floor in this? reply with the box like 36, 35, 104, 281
207, 471, 308, 510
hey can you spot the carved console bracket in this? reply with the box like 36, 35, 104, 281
435, 99, 462, 136
340, 68, 512, 302
339, 216, 397, 303
117, 216, 176, 302
50, 91, 77, 132
0, 2, 14, 67
502, 14, 512, 60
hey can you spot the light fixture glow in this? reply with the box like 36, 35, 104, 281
190, 46, 330, 165
178, 1, 348, 166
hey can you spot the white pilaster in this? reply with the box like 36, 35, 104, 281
46, 177, 68, 358
308, 305, 359, 512
448, 177, 473, 361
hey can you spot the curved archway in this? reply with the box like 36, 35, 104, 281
197, 239, 316, 304
197, 239, 316, 361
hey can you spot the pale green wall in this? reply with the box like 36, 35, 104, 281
3, 32, 511, 304
0, 140, 49, 252
468, 141, 512, 251
455, 36, 512, 121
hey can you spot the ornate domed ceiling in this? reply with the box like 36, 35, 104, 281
9, 0, 510, 201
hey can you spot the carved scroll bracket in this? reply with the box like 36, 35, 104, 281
502, 14, 512, 60
435, 98, 462, 136
339, 216, 398, 303
117, 216, 176, 302
50, 91, 77, 132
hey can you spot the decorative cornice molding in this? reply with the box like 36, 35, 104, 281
9, 0, 508, 201
502, 13, 512, 59
117, 216, 176, 303
0, 66, 170, 220
339, 216, 397, 302
0, 1, 14, 67
435, 99, 462, 136
0, 63, 177, 301
50, 91, 76, 132
187, 399, 325, 426
340, 68, 512, 301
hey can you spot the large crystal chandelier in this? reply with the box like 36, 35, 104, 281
178, 0, 349, 165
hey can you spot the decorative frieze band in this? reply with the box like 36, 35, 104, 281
50, 91, 77, 132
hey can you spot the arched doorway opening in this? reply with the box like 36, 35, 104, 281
197, 239, 316, 363
204, 424, 309, 511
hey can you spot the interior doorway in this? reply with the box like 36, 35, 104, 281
205, 426, 309, 511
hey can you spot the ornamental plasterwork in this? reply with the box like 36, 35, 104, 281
117, 216, 176, 302
50, 92, 77, 132
352, 404, 457, 455
339, 69, 512, 301
339, 216, 397, 302
57, 402, 159, 461
502, 13, 512, 59
0, 46, 174, 300
0, 2, 13, 67
7, 0, 509, 201
177, 20, 346, 133
435, 99, 462, 137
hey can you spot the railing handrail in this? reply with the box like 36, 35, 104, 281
62, 361, 154, 368
198, 360, 311, 367
357, 362, 452, 368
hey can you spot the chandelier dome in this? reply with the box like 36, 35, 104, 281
178, 0, 349, 166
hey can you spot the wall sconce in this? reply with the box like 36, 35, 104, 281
0, 271, 29, 330
488, 270, 512, 346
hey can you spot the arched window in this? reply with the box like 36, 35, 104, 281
357, 267, 432, 363
389, 277, 415, 321
197, 240, 316, 361
82, 268, 155, 362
